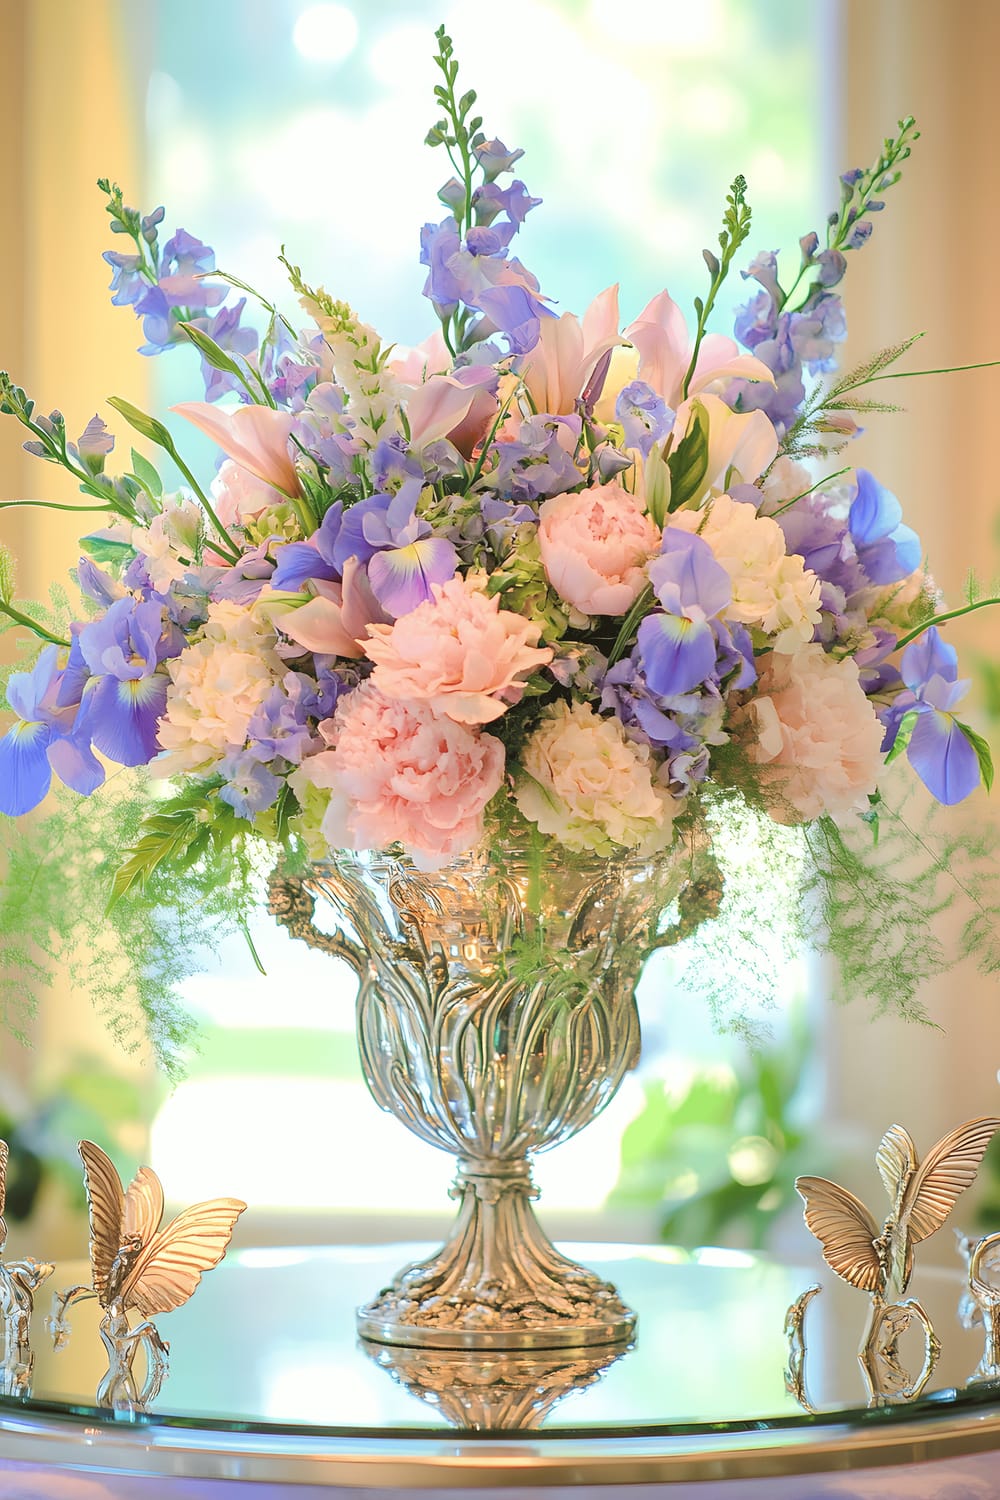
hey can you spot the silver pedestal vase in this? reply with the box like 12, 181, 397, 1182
268, 830, 716, 1351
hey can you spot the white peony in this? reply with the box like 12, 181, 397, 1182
515, 699, 677, 855
157, 601, 283, 775
669, 495, 821, 652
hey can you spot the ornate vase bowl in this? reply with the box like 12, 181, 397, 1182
268, 831, 715, 1351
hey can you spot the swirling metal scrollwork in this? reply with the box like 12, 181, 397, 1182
271, 833, 708, 1349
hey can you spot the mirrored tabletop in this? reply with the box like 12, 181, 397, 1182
3, 1243, 1000, 1489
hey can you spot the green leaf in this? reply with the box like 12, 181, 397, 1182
106, 397, 175, 453
106, 804, 205, 912
667, 400, 710, 511
179, 323, 248, 386
956, 720, 995, 793
884, 709, 919, 766
0, 545, 14, 606
130, 447, 162, 500
608, 582, 654, 666
79, 533, 136, 567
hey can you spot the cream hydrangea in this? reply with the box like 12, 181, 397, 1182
515, 699, 677, 855
669, 495, 821, 652
738, 644, 885, 823
157, 601, 284, 776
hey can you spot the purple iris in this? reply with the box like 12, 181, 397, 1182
274, 482, 457, 618
77, 597, 179, 765
637, 531, 732, 696
338, 483, 457, 616
0, 647, 104, 816
880, 628, 981, 804
271, 503, 344, 591
848, 470, 921, 586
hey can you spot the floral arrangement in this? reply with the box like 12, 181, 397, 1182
0, 30, 997, 1049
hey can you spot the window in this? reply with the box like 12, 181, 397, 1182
128, 0, 826, 1230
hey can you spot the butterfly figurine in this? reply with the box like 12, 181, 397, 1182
0, 1138, 54, 1398
52, 1140, 246, 1412
796, 1117, 1000, 1304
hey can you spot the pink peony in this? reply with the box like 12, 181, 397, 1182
301, 682, 505, 866
363, 576, 553, 724
538, 482, 660, 617
739, 644, 885, 823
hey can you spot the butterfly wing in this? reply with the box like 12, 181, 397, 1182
0, 1138, 8, 1245
876, 1124, 916, 1212
902, 1116, 1000, 1245
78, 1140, 125, 1306
123, 1165, 164, 1247
122, 1197, 247, 1317
795, 1175, 883, 1292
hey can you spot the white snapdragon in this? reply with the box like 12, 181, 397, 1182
298, 289, 403, 449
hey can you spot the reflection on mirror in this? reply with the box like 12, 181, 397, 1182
362, 1339, 626, 1430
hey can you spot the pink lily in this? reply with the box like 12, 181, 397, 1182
405, 365, 499, 457
388, 329, 451, 385
274, 557, 391, 658
172, 402, 301, 496
674, 393, 779, 489
625, 290, 775, 409
520, 284, 624, 415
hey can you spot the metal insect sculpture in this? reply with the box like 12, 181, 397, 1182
792, 1117, 1000, 1406
960, 1231, 1000, 1385
0, 1139, 54, 1398
52, 1140, 246, 1413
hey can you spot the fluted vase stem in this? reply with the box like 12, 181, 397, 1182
272, 829, 711, 1350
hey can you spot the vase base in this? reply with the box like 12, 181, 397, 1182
356, 1283, 636, 1351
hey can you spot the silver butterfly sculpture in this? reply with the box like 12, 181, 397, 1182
52, 1140, 246, 1412
0, 1139, 54, 1398
791, 1116, 1000, 1406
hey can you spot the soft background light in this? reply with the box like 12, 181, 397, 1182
0, 0, 998, 1258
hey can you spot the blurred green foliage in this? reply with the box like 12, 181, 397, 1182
1, 1059, 156, 1221
609, 1012, 824, 1249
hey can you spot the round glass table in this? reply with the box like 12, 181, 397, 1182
2, 1243, 1000, 1497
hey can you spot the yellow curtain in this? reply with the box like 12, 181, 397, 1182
0, 1, 152, 1251
821, 0, 1000, 1169
0, 0, 148, 603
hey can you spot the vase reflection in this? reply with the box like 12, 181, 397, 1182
362, 1338, 626, 1429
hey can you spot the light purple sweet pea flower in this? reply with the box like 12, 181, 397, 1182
217, 752, 281, 820
880, 627, 981, 804
849, 469, 921, 586
473, 138, 525, 181
615, 381, 675, 458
